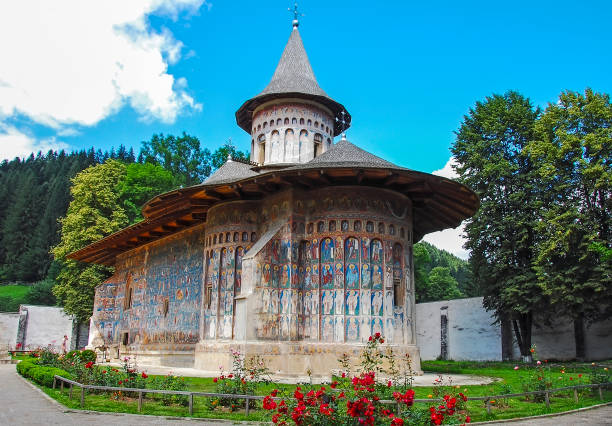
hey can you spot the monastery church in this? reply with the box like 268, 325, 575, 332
71, 17, 478, 376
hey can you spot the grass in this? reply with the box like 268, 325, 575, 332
21, 359, 612, 423
0, 284, 30, 299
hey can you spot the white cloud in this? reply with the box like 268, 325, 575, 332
0, 0, 204, 130
423, 157, 470, 260
0, 125, 68, 161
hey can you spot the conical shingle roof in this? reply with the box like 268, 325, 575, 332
204, 159, 259, 185
259, 28, 328, 98
235, 27, 350, 136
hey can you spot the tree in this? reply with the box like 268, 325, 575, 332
211, 141, 250, 170
52, 159, 182, 321
528, 89, 612, 359
116, 162, 176, 224
413, 242, 473, 302
425, 267, 464, 301
52, 160, 129, 322
140, 133, 212, 187
451, 91, 543, 360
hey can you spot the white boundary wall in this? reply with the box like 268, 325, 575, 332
416, 297, 612, 361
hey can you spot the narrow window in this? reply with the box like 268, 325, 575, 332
317, 221, 325, 232
378, 223, 385, 234
393, 278, 404, 307
242, 232, 248, 242
251, 232, 257, 242
233, 232, 239, 242
284, 117, 290, 125
329, 220, 336, 232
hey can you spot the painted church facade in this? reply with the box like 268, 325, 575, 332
73, 21, 478, 377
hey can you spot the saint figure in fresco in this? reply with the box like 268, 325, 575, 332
372, 291, 383, 316
321, 238, 333, 261
282, 265, 289, 287
346, 263, 359, 288
322, 264, 333, 287
346, 290, 359, 315
371, 241, 382, 263
346, 238, 358, 260
347, 317, 359, 341
322, 291, 334, 315
263, 264, 271, 286
372, 265, 383, 289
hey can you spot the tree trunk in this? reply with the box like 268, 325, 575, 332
574, 314, 586, 361
512, 312, 533, 362
501, 317, 514, 361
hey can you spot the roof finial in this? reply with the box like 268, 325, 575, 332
226, 137, 234, 162
289, 2, 302, 28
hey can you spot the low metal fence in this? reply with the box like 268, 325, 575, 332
52, 375, 611, 417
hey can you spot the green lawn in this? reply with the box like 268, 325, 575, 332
23, 359, 612, 423
0, 284, 30, 299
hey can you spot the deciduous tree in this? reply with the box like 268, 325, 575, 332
528, 89, 612, 359
451, 91, 543, 360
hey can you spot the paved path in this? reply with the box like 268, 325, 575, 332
483, 403, 612, 425
0, 364, 248, 425
109, 361, 497, 386
2, 364, 610, 425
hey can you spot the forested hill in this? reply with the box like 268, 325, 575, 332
0, 146, 135, 283
0, 134, 248, 287
413, 241, 478, 303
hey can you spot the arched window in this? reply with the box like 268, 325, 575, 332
257, 124, 261, 131
389, 224, 395, 235
284, 129, 294, 162
300, 118, 305, 125
242, 232, 248, 242
235, 247, 244, 294
341, 220, 349, 231
307, 119, 312, 126
392, 243, 403, 307
317, 221, 325, 232
277, 118, 282, 126
124, 275, 133, 310
354, 221, 362, 232
314, 133, 323, 158
226, 232, 231, 242
366, 221, 374, 233
329, 220, 336, 232
292, 117, 297, 124
219, 233, 223, 243
233, 232, 239, 242
213, 235, 217, 245
270, 120, 274, 127
307, 223, 313, 234
284, 117, 290, 125
378, 223, 385, 234
258, 134, 265, 142
299, 129, 308, 161
314, 121, 319, 128
263, 121, 267, 129
251, 232, 257, 242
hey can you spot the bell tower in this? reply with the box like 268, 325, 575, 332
235, 15, 350, 166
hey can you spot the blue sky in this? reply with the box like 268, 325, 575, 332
1, 0, 610, 257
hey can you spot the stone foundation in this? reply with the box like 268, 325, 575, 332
194, 340, 421, 379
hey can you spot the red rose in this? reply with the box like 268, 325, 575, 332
213, 378, 218, 383
141, 372, 148, 378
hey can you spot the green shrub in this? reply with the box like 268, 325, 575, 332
28, 366, 73, 387
80, 350, 96, 363
17, 359, 72, 388
16, 359, 39, 376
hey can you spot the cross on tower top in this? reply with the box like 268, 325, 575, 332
289, 2, 303, 28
